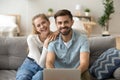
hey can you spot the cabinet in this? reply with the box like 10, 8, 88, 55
74, 15, 92, 21
83, 21, 96, 37
74, 15, 96, 37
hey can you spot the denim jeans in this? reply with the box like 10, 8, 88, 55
16, 57, 43, 80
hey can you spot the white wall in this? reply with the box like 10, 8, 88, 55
0, 0, 120, 36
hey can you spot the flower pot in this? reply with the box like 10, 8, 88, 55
85, 12, 89, 16
102, 31, 110, 36
102, 27, 110, 36
48, 12, 53, 16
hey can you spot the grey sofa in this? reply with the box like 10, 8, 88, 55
0, 37, 28, 80
0, 36, 119, 80
89, 36, 117, 80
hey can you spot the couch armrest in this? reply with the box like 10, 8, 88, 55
89, 36, 116, 52
116, 36, 120, 50
113, 67, 120, 79
89, 36, 116, 67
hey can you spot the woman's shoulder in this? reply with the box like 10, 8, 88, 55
27, 34, 38, 42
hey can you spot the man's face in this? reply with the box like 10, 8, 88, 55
55, 15, 73, 35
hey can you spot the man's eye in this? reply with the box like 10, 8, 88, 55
58, 22, 62, 25
65, 21, 69, 24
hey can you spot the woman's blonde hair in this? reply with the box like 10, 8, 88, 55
32, 13, 49, 34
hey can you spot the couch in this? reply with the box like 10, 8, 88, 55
0, 37, 28, 80
0, 36, 119, 80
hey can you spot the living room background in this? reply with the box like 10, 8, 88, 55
0, 0, 119, 36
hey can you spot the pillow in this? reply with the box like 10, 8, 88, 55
0, 25, 17, 32
0, 15, 16, 27
72, 17, 86, 34
49, 17, 57, 32
89, 48, 120, 80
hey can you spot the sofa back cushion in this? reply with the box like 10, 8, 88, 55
0, 37, 28, 70
0, 36, 116, 70
89, 36, 116, 67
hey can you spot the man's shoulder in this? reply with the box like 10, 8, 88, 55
50, 37, 59, 43
48, 37, 60, 46
78, 34, 88, 42
73, 29, 88, 40
73, 29, 87, 36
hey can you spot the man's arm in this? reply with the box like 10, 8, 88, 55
77, 52, 90, 74
46, 51, 56, 68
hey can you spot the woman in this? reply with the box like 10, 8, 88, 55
16, 14, 58, 80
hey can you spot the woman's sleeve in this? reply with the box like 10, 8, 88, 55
27, 35, 41, 64
39, 46, 48, 68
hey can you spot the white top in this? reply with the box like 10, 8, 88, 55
27, 34, 47, 68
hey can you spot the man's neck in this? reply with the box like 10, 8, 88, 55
61, 30, 72, 42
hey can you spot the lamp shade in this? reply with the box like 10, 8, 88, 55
75, 4, 81, 10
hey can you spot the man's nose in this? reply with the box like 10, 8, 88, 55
61, 23, 65, 27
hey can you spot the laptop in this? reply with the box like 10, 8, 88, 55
43, 68, 81, 80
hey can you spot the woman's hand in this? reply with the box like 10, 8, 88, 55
50, 30, 59, 40
43, 30, 59, 48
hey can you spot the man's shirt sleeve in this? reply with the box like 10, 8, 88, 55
80, 36, 90, 53
48, 42, 55, 53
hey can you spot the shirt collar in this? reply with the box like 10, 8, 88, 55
58, 29, 76, 43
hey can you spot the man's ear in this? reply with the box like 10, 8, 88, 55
71, 19, 74, 26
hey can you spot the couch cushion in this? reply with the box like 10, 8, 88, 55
89, 36, 116, 67
89, 36, 116, 51
0, 37, 8, 55
0, 37, 28, 70
6, 37, 28, 70
89, 48, 120, 80
113, 67, 120, 79
0, 70, 16, 80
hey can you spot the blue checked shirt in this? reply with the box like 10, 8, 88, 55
48, 30, 90, 68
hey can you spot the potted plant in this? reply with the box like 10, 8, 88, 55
84, 8, 90, 16
48, 8, 53, 16
98, 0, 115, 36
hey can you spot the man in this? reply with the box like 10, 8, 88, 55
46, 9, 90, 80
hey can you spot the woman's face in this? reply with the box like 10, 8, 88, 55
34, 17, 50, 35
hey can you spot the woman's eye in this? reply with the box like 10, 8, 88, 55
37, 24, 40, 27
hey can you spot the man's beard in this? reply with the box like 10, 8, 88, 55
59, 27, 72, 35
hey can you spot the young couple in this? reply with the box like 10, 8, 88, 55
16, 9, 90, 80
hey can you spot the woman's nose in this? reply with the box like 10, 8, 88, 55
61, 23, 65, 27
40, 24, 44, 28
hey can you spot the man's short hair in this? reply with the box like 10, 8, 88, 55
54, 9, 73, 20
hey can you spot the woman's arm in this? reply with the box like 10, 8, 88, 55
27, 35, 42, 65
39, 31, 59, 68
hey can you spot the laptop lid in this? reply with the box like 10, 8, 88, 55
43, 68, 81, 80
